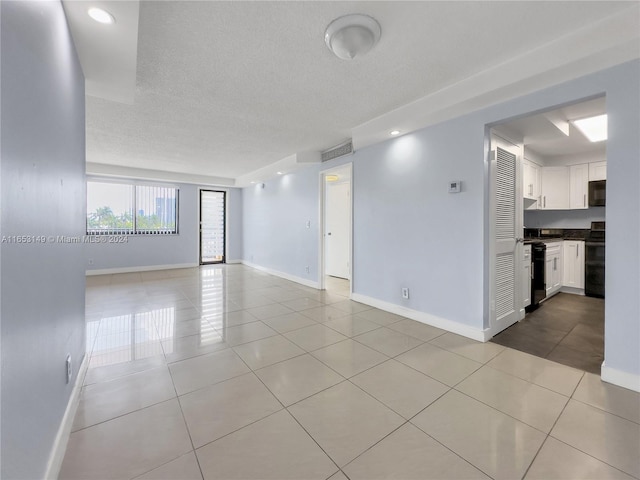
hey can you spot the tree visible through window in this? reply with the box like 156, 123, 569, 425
87, 181, 178, 234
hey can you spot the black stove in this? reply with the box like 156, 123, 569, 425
585, 221, 605, 298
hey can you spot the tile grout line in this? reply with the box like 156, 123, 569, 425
168, 341, 207, 480
449, 388, 561, 437
234, 343, 348, 475
79, 266, 616, 480
408, 416, 500, 480
520, 372, 584, 480
466, 361, 577, 397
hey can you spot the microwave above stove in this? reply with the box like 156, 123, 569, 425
589, 180, 606, 207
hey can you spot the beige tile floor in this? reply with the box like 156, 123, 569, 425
61, 265, 640, 480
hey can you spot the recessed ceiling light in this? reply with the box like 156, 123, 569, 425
250, 181, 256, 184
277, 171, 283, 175
390, 130, 400, 136
88, 7, 115, 24
573, 114, 607, 142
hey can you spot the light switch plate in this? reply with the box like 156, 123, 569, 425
448, 180, 461, 193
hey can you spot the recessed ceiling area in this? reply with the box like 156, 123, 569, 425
495, 96, 607, 159
68, 1, 638, 184
63, 1, 139, 103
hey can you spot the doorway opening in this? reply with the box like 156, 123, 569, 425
487, 96, 607, 374
200, 190, 226, 264
319, 164, 352, 296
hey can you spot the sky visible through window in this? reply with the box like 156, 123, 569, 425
87, 181, 178, 234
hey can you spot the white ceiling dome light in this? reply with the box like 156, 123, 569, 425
325, 14, 381, 60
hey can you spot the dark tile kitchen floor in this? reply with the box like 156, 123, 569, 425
490, 293, 604, 374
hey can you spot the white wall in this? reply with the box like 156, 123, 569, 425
85, 184, 243, 272
226, 187, 243, 261
353, 122, 486, 327
242, 168, 322, 284
242, 59, 640, 388
1, 2, 87, 477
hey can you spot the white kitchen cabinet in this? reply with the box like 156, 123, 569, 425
563, 240, 585, 290
540, 167, 570, 210
523, 159, 541, 209
545, 241, 563, 298
523, 245, 532, 308
589, 161, 607, 181
569, 164, 589, 209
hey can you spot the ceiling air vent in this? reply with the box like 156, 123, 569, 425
321, 140, 353, 162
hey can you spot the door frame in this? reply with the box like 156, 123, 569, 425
484, 94, 607, 341
318, 163, 353, 295
487, 131, 525, 337
199, 189, 227, 265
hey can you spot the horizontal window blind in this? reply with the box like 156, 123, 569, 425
87, 181, 178, 235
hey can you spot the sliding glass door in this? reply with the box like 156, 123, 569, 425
200, 190, 226, 264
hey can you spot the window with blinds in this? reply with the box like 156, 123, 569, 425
87, 181, 179, 235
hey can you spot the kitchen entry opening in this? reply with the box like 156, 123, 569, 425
200, 190, 226, 264
487, 95, 606, 375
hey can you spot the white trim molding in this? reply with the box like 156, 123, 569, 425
352, 5, 640, 151
601, 362, 640, 393
44, 353, 89, 480
241, 261, 320, 289
351, 293, 486, 342
86, 262, 199, 276
86, 162, 234, 187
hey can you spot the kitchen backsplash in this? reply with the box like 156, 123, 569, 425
524, 228, 590, 240
524, 207, 605, 229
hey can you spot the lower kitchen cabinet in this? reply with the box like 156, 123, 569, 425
545, 241, 563, 297
563, 240, 585, 290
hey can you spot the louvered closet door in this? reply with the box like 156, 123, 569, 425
491, 134, 523, 333
200, 190, 226, 264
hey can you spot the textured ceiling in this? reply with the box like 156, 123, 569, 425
85, 1, 632, 180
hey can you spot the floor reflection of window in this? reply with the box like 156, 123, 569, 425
195, 266, 228, 341
90, 310, 165, 367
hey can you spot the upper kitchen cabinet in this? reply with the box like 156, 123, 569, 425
569, 163, 589, 209
523, 158, 541, 209
589, 161, 607, 181
540, 166, 569, 209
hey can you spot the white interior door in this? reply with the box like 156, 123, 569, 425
490, 134, 524, 333
325, 181, 350, 279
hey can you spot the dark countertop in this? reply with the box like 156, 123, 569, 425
524, 237, 564, 244
523, 228, 590, 244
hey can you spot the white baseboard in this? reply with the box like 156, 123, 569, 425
226, 259, 242, 264
560, 286, 585, 295
350, 293, 486, 342
44, 353, 89, 479
241, 261, 320, 289
86, 262, 199, 276
601, 362, 640, 392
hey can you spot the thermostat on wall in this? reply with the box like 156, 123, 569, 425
448, 180, 462, 193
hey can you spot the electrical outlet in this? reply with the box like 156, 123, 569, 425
66, 354, 72, 384
305, 266, 310, 273
402, 287, 410, 299
88, 258, 94, 265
